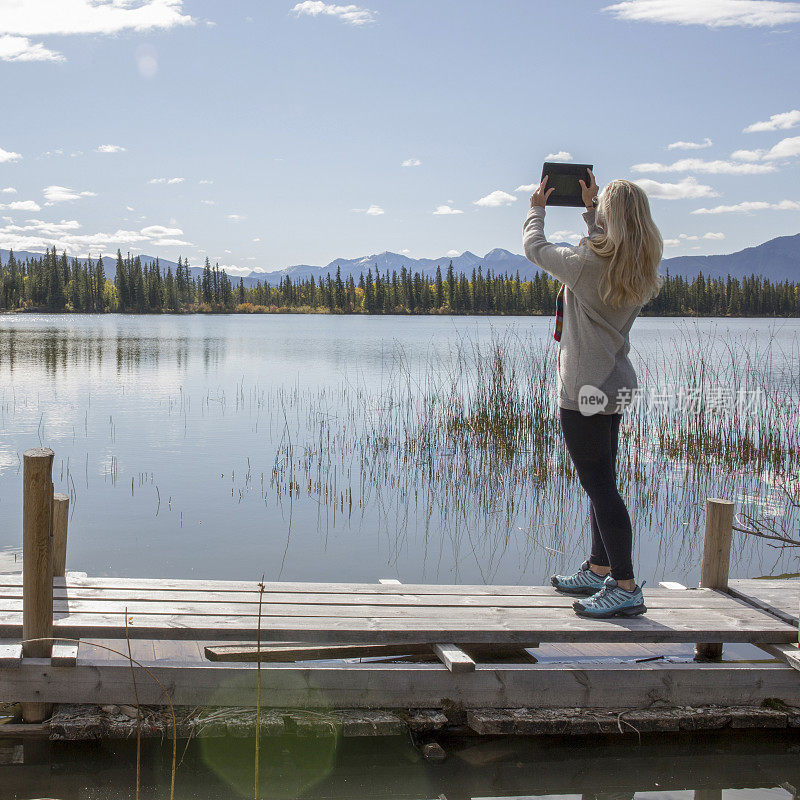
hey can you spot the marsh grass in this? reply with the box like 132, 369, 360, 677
267, 327, 799, 580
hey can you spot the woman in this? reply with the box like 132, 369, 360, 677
523, 171, 662, 619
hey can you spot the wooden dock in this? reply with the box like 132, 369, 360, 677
2, 447, 800, 736
1, 572, 799, 712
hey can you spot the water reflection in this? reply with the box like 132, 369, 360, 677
4, 731, 800, 799
0, 325, 227, 375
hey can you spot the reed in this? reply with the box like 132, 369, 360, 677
266, 327, 799, 579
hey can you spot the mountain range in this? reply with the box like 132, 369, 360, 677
2, 230, 798, 287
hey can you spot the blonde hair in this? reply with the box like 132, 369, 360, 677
586, 179, 663, 308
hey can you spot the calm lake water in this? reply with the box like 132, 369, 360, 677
3, 313, 800, 799
7, 729, 800, 799
0, 313, 798, 586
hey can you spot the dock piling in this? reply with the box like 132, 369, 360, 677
695, 497, 735, 662
51, 493, 70, 578
21, 447, 55, 723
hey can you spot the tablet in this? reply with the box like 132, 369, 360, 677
540, 162, 594, 207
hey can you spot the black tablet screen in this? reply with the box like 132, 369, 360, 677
540, 162, 593, 207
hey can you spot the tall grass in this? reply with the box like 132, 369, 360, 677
269, 328, 799, 580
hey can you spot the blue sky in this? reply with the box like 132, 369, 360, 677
1, 0, 799, 275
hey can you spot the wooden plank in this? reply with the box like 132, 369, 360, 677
0, 640, 22, 668
0, 603, 793, 644
50, 641, 78, 667
152, 639, 199, 664
206, 642, 541, 663
205, 642, 435, 662
0, 574, 734, 596
760, 643, 800, 672
433, 643, 475, 673
6, 659, 800, 709
0, 588, 761, 610
729, 579, 800, 627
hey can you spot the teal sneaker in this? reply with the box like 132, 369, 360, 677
573, 576, 647, 618
550, 560, 607, 596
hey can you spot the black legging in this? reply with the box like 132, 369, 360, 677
559, 408, 634, 581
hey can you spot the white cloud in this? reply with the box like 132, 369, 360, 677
446, 249, 460, 257
763, 135, 800, 160
252, 237, 261, 242
515, 184, 538, 193
0, 35, 63, 62
635, 176, 719, 200
200, 199, 216, 206
0, 147, 22, 164
199, 179, 213, 184
631, 157, 775, 174
433, 204, 463, 215
731, 148, 764, 161
728, 136, 800, 163
0, 1, 192, 64
292, 1, 375, 25
0, 0, 193, 36
125, 205, 134, 211
226, 213, 244, 222
1, 187, 17, 194
692, 200, 800, 214
666, 231, 726, 245
149, 177, 185, 184
352, 205, 384, 216
474, 190, 517, 207
43, 185, 96, 204
0, 200, 42, 211
551, 229, 583, 244
667, 138, 713, 150
545, 151, 572, 162
744, 110, 800, 133
603, 0, 800, 28
0, 217, 191, 255
95, 144, 126, 154
402, 158, 421, 167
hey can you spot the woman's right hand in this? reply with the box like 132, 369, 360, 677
579, 169, 598, 209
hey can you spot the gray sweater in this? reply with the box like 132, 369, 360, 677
523, 206, 640, 415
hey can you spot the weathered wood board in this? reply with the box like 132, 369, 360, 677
729, 579, 800, 627
6, 660, 800, 709
0, 577, 795, 644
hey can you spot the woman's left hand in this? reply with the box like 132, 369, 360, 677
531, 176, 555, 208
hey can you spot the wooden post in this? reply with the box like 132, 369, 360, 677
22, 447, 55, 723
51, 493, 69, 578
695, 498, 735, 662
